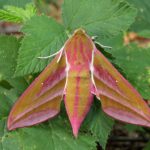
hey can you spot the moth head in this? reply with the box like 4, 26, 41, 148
74, 28, 86, 35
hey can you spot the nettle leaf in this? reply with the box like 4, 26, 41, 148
0, 3, 36, 23
0, 36, 19, 80
83, 100, 114, 149
15, 15, 67, 76
62, 0, 137, 38
109, 44, 150, 99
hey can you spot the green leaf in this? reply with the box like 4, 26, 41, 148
15, 15, 67, 76
0, 0, 33, 8
144, 141, 150, 150
0, 87, 21, 149
138, 30, 150, 38
0, 85, 26, 130
0, 119, 5, 137
7, 77, 28, 95
0, 36, 19, 80
109, 44, 150, 99
0, 87, 18, 120
123, 124, 144, 132
0, 3, 36, 23
48, 117, 96, 150
0, 93, 12, 120
34, 0, 51, 15
62, 0, 137, 38
83, 100, 114, 149
127, 0, 150, 32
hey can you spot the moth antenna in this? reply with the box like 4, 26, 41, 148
37, 50, 60, 59
95, 41, 112, 49
37, 46, 65, 62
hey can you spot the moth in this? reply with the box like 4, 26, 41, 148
7, 29, 150, 137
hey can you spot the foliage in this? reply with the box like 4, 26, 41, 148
0, 36, 19, 80
0, 0, 33, 8
144, 141, 150, 150
127, 0, 150, 32
62, 0, 137, 38
0, 3, 36, 23
0, 0, 150, 149
15, 15, 67, 76
83, 100, 114, 149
